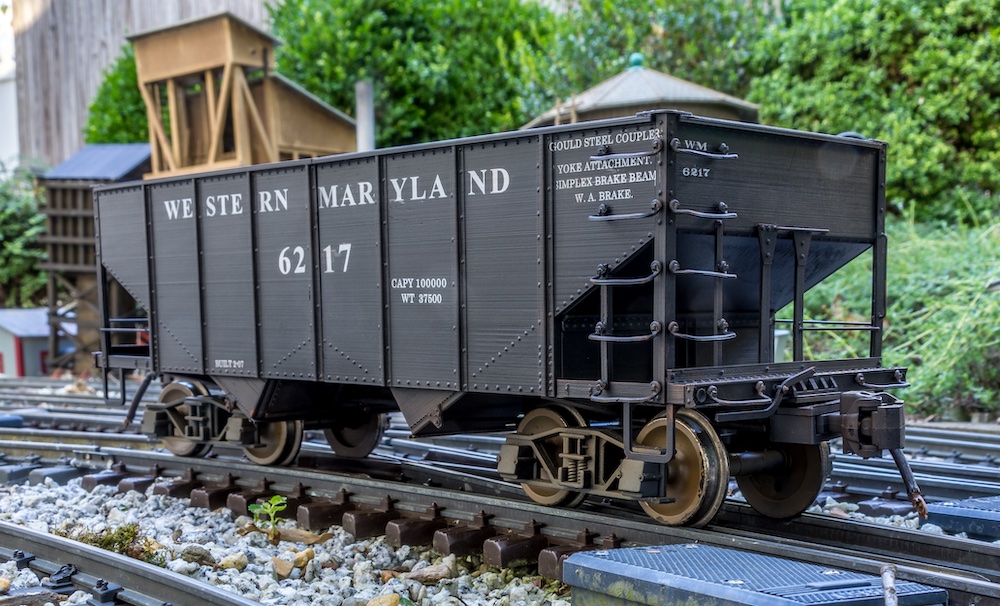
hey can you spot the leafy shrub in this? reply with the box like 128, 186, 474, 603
0, 163, 46, 307
84, 44, 147, 144
748, 0, 1000, 224
269, 0, 558, 148
794, 217, 1000, 417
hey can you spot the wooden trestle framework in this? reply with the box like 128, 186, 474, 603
42, 12, 357, 374
129, 12, 356, 177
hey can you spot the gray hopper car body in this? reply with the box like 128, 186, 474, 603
95, 110, 920, 526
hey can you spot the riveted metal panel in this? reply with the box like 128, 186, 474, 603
148, 180, 203, 374
315, 156, 384, 385
462, 136, 545, 395
199, 172, 257, 378
385, 147, 459, 389
672, 116, 881, 241
95, 186, 150, 311
550, 119, 663, 316
253, 165, 317, 380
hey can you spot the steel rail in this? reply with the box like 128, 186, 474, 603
0, 521, 261, 606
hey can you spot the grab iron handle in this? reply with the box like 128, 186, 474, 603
706, 382, 771, 406
589, 199, 663, 221
670, 137, 739, 159
590, 380, 662, 404
668, 199, 737, 220
668, 259, 736, 280
856, 370, 910, 390
668, 320, 737, 342
591, 260, 662, 286
590, 321, 662, 343
589, 138, 662, 162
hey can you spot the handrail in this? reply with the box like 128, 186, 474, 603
667, 259, 736, 280
588, 137, 663, 162
668, 199, 737, 220
590, 261, 662, 286
589, 321, 662, 343
667, 320, 737, 342
589, 199, 662, 222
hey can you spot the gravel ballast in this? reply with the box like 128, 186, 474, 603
0, 478, 571, 606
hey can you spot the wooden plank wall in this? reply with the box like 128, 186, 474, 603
13, 0, 270, 169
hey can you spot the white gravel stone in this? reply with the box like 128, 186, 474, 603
0, 477, 573, 604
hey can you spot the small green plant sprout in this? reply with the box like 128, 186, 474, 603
248, 495, 288, 541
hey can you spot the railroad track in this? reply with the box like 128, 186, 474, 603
3, 380, 1000, 602
3, 383, 1000, 508
0, 522, 259, 606
0, 430, 997, 604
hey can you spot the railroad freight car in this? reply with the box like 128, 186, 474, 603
94, 110, 923, 527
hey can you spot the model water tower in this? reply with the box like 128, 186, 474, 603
129, 12, 356, 177
43, 12, 360, 376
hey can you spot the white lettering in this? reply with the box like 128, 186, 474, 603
389, 178, 407, 202
163, 198, 194, 220
341, 185, 356, 206
358, 181, 375, 205
319, 185, 338, 208
204, 193, 244, 217
319, 182, 376, 208
258, 189, 287, 213
467, 168, 510, 196
390, 175, 448, 202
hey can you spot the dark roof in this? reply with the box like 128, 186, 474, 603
43, 144, 151, 181
525, 60, 758, 128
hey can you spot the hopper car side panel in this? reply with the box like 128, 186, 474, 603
673, 117, 882, 239
315, 156, 384, 385
385, 148, 460, 389
461, 136, 546, 395
199, 172, 257, 379
94, 186, 151, 312
253, 164, 317, 381
148, 180, 203, 375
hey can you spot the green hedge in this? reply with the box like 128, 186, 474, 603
797, 217, 1000, 417
0, 163, 47, 307
85, 44, 147, 144
269, 0, 557, 148
748, 0, 1000, 224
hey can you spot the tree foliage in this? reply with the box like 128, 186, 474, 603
269, 0, 558, 148
0, 163, 46, 307
84, 44, 148, 144
545, 0, 779, 101
748, 0, 1000, 224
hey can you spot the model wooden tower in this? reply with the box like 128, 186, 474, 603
129, 12, 355, 177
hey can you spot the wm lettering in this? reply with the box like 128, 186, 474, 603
683, 140, 708, 151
